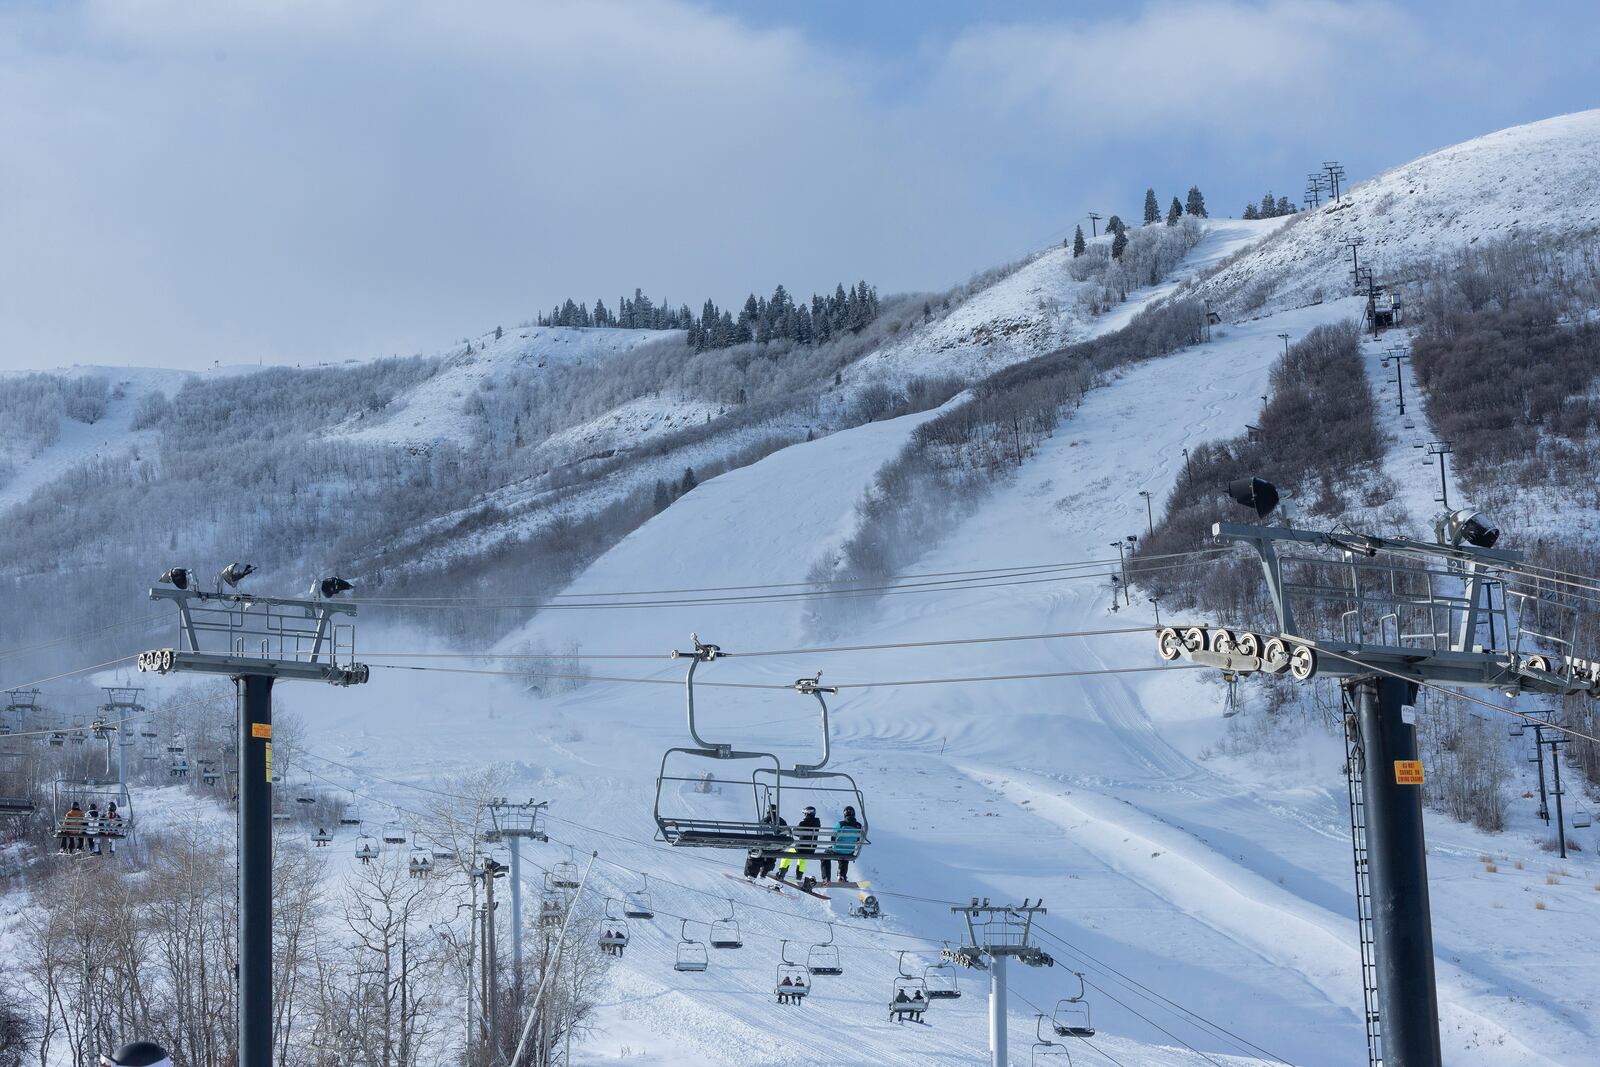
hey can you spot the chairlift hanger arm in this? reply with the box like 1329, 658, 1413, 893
792, 673, 836, 774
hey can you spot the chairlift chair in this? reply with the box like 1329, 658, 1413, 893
51, 779, 133, 851
48, 728, 66, 747
550, 854, 581, 889
924, 951, 961, 999
311, 827, 333, 846
355, 834, 378, 864
748, 675, 869, 864
381, 822, 407, 845
674, 920, 709, 973
709, 898, 743, 949
69, 727, 88, 745
1033, 1015, 1073, 1066
598, 899, 631, 957
1051, 973, 1096, 1038
775, 940, 811, 1004
806, 923, 842, 976
1573, 805, 1594, 830
539, 890, 566, 929
339, 804, 362, 826
201, 769, 221, 785
624, 873, 655, 919
653, 636, 794, 853
139, 724, 158, 739
408, 846, 433, 878
432, 842, 458, 863
272, 809, 291, 822
168, 755, 189, 778
889, 951, 931, 1023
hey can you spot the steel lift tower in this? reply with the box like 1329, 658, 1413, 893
949, 899, 1055, 1067
1157, 480, 1600, 1067
139, 567, 367, 1067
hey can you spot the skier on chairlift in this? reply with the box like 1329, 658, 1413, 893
60, 800, 85, 854
86, 802, 103, 855
821, 805, 862, 884
775, 805, 820, 885
744, 802, 787, 879
103, 802, 122, 855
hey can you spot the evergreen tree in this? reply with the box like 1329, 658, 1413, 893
1276, 195, 1294, 217
1143, 188, 1160, 225
1105, 214, 1126, 237
1111, 227, 1128, 259
1259, 191, 1276, 218
1185, 186, 1208, 217
680, 466, 698, 493
1166, 197, 1182, 226
653, 479, 671, 513
1072, 225, 1086, 257
494, 325, 503, 340
1242, 203, 1260, 220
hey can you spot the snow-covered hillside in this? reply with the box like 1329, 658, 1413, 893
243, 291, 1597, 1067
339, 325, 680, 448
845, 219, 1284, 388
1195, 109, 1600, 319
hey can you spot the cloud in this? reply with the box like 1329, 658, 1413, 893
0, 0, 978, 369
0, 0, 1589, 371
934, 0, 1425, 146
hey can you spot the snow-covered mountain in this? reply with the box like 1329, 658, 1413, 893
1194, 109, 1600, 319
5, 110, 1600, 1067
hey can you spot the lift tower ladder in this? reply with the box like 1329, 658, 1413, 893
1344, 696, 1383, 1067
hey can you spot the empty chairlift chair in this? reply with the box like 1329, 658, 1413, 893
653, 637, 795, 855
598, 899, 631, 957
550, 855, 581, 890
1051, 973, 1096, 1038
806, 923, 842, 977
624, 873, 655, 919
674, 920, 709, 973
1032, 1014, 1074, 1066
709, 898, 743, 949
924, 952, 961, 1000
775, 940, 811, 1005
339, 802, 362, 827
381, 822, 407, 846
889, 951, 931, 1024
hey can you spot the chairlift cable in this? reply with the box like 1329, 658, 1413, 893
368, 661, 1207, 689
351, 547, 1233, 603
1004, 984, 1131, 1067
350, 555, 1231, 612
0, 612, 167, 660
343, 624, 1165, 662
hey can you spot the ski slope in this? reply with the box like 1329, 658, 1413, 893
207, 283, 1598, 1067
1194, 108, 1600, 319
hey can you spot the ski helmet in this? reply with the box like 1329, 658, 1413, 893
102, 1042, 172, 1067
844, 806, 855, 817
803, 805, 816, 815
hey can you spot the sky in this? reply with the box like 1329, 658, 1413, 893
1, 0, 1596, 372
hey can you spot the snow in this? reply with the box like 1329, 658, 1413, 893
1195, 109, 1600, 319
0, 364, 213, 512
531, 394, 727, 466
10, 112, 1600, 1067
171, 290, 1572, 1066
844, 218, 1286, 389
339, 325, 681, 448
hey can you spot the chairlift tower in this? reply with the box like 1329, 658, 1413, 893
484, 796, 549, 979
138, 569, 367, 1067
1158, 484, 1600, 1067
100, 686, 144, 788
949, 899, 1055, 1067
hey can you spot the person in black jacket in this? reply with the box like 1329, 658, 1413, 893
775, 805, 820, 882
747, 803, 787, 879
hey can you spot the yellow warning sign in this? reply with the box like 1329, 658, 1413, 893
1394, 760, 1424, 785
265, 742, 272, 783
251, 722, 272, 739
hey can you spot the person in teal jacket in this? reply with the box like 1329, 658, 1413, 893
821, 805, 862, 883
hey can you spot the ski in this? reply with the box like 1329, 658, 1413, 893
724, 872, 788, 895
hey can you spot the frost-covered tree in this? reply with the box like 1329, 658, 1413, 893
1243, 203, 1260, 220
1276, 195, 1295, 217
1143, 188, 1160, 225
1072, 225, 1086, 257
1105, 215, 1126, 237
1185, 185, 1207, 217
1166, 197, 1182, 226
